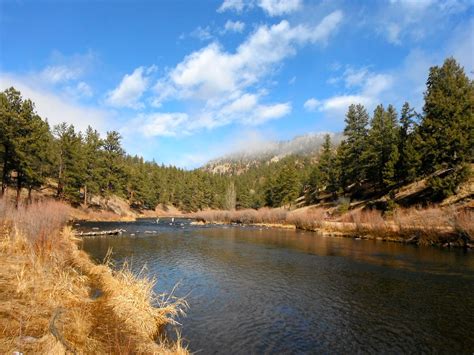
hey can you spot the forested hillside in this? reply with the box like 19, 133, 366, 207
204, 132, 343, 174
1, 58, 472, 213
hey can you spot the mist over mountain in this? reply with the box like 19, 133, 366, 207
204, 132, 343, 174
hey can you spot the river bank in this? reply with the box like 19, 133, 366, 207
0, 199, 187, 354
192, 207, 473, 249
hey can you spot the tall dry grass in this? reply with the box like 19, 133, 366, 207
193, 205, 473, 247
0, 198, 187, 354
193, 207, 327, 231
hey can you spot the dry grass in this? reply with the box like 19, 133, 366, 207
286, 209, 326, 230
193, 205, 473, 247
0, 198, 187, 354
193, 208, 327, 231
339, 209, 388, 235
392, 207, 473, 245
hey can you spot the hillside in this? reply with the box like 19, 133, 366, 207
204, 132, 343, 175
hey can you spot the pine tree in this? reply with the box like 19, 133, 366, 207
381, 105, 400, 187
420, 57, 474, 173
419, 57, 474, 199
365, 104, 399, 189
22, 110, 53, 203
102, 131, 126, 196
0, 88, 23, 196
397, 102, 421, 183
53, 123, 85, 204
305, 166, 320, 204
82, 126, 103, 205
224, 181, 236, 210
320, 134, 339, 198
340, 104, 370, 189
275, 164, 301, 208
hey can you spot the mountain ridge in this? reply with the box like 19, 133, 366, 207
203, 132, 343, 175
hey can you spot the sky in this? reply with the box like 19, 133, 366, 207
0, 0, 473, 168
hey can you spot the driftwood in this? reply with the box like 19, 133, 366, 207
74, 229, 125, 237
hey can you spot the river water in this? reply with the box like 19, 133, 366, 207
78, 218, 474, 354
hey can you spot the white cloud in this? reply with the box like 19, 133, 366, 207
65, 81, 93, 99
155, 12, 342, 104
40, 65, 83, 83
258, 0, 301, 16
319, 94, 374, 112
223, 20, 246, 33
75, 81, 93, 97
39, 50, 97, 84
317, 68, 393, 117
343, 67, 369, 87
0, 73, 112, 133
389, 0, 435, 10
221, 93, 258, 114
136, 112, 190, 137
147, 11, 342, 136
218, 0, 246, 12
253, 102, 291, 123
218, 0, 302, 16
303, 98, 320, 111
190, 26, 214, 41
106, 66, 155, 109
378, 0, 470, 45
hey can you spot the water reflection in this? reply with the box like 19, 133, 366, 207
80, 219, 474, 354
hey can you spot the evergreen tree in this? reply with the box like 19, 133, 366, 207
102, 131, 126, 196
53, 123, 84, 204
340, 104, 369, 189
365, 104, 399, 188
420, 57, 474, 172
397, 102, 421, 183
419, 57, 474, 199
0, 88, 23, 196
317, 134, 338, 197
82, 126, 103, 205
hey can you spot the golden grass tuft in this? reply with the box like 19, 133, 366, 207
0, 197, 187, 354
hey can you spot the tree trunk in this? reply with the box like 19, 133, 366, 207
83, 184, 88, 207
15, 174, 22, 209
57, 152, 64, 198
28, 187, 32, 205
1, 148, 9, 197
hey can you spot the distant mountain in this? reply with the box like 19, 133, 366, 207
203, 132, 343, 175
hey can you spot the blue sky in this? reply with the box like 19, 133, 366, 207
1, 0, 473, 168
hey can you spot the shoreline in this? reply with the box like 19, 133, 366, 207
191, 216, 472, 250
74, 210, 472, 250
0, 200, 187, 354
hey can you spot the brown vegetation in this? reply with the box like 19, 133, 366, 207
192, 206, 473, 248
0, 199, 187, 354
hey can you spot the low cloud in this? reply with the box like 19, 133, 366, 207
303, 98, 320, 111
0, 73, 113, 133
105, 66, 156, 109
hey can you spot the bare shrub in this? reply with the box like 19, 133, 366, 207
0, 198, 71, 258
287, 209, 326, 230
339, 208, 388, 235
452, 209, 474, 239
193, 208, 289, 225
393, 207, 457, 244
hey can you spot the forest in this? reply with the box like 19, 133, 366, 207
1, 57, 472, 213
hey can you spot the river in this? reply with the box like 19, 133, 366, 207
78, 218, 474, 354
